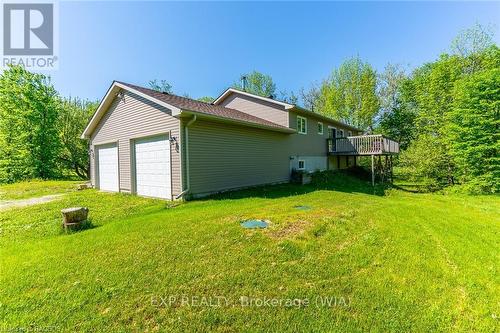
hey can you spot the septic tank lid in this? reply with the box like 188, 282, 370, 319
241, 219, 269, 229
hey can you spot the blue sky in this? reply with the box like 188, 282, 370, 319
50, 1, 500, 101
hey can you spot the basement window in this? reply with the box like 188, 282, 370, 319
298, 160, 305, 170
297, 116, 307, 134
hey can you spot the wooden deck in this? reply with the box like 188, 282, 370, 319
327, 135, 400, 156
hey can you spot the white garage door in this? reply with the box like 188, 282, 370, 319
134, 136, 171, 199
97, 144, 119, 192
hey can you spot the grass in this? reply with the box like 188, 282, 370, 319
0, 175, 499, 332
0, 180, 81, 200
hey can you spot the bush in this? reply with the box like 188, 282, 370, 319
398, 135, 452, 191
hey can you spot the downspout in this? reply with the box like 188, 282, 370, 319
88, 140, 94, 187
169, 130, 173, 201
175, 115, 197, 199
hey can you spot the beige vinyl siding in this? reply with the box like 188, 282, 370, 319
90, 90, 182, 196
288, 112, 335, 156
219, 94, 289, 127
186, 120, 290, 196
288, 112, 359, 152
287, 112, 359, 172
184, 111, 360, 196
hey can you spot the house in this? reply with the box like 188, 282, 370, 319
81, 81, 399, 200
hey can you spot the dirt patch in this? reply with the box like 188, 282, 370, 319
270, 220, 309, 239
0, 194, 64, 211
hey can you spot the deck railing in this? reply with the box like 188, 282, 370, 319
327, 134, 399, 155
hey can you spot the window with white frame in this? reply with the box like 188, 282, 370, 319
298, 160, 305, 170
297, 116, 307, 134
338, 129, 344, 137
348, 131, 352, 137
317, 122, 323, 135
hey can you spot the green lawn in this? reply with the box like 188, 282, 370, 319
0, 175, 499, 332
0, 180, 81, 200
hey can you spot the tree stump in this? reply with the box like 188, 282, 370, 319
62, 207, 89, 230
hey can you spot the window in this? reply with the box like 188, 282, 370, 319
298, 160, 305, 170
348, 131, 352, 137
317, 122, 324, 135
328, 127, 336, 139
338, 129, 344, 138
297, 116, 307, 134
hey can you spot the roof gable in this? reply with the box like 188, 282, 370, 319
81, 82, 294, 139
81, 82, 182, 139
213, 88, 295, 109
213, 88, 363, 132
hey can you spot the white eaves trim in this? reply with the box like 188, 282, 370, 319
81, 81, 182, 139
213, 88, 295, 110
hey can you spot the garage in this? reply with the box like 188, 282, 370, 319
97, 144, 119, 192
134, 135, 171, 199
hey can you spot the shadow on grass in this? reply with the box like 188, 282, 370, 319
206, 171, 387, 201
62, 219, 97, 234
391, 184, 429, 194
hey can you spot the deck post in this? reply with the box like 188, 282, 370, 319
378, 156, 382, 183
385, 155, 389, 183
371, 155, 375, 186
385, 158, 387, 182
389, 155, 394, 184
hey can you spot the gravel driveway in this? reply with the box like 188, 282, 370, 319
0, 194, 64, 211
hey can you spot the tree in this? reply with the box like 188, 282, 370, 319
0, 65, 61, 183
446, 68, 499, 193
233, 71, 276, 97
399, 41, 499, 190
320, 57, 380, 130
149, 79, 173, 93
377, 104, 416, 151
300, 83, 323, 112
451, 23, 495, 57
58, 98, 98, 179
451, 23, 496, 75
400, 55, 464, 185
376, 64, 416, 150
278, 90, 298, 104
377, 64, 407, 116
197, 96, 215, 103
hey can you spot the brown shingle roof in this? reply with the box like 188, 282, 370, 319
116, 81, 292, 131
